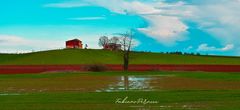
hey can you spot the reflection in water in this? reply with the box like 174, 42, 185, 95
97, 76, 161, 92
95, 75, 240, 92
124, 76, 129, 90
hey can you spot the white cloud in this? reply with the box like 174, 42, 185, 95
68, 17, 106, 20
0, 24, 128, 53
44, 0, 189, 46
91, 0, 189, 45
95, 0, 240, 49
44, 1, 89, 8
184, 46, 193, 51
0, 35, 28, 46
222, 44, 235, 51
0, 35, 64, 53
197, 44, 234, 52
44, 0, 240, 53
80, 0, 162, 15
180, 0, 240, 48
138, 15, 188, 45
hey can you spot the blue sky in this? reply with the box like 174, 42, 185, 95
0, 0, 239, 56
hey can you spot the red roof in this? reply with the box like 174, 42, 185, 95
66, 39, 82, 43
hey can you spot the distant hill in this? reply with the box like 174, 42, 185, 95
0, 49, 240, 65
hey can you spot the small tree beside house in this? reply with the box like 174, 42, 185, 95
99, 36, 122, 51
98, 36, 109, 48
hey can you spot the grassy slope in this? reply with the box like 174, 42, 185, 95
0, 49, 240, 65
0, 72, 240, 110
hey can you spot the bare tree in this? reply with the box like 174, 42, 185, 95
98, 36, 109, 48
119, 31, 134, 71
109, 36, 119, 44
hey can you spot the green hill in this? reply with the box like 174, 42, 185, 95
0, 49, 240, 65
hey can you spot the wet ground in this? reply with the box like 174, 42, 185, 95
1, 74, 240, 93
1, 72, 240, 110
98, 75, 240, 92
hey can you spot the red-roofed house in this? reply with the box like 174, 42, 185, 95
66, 39, 83, 49
104, 43, 121, 51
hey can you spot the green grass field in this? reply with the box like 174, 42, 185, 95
0, 49, 240, 65
1, 49, 240, 109
1, 71, 240, 110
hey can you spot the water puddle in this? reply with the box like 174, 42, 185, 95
97, 75, 240, 92
97, 76, 163, 92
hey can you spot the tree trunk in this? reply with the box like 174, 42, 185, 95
123, 52, 129, 71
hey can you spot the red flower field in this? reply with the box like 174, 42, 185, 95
1, 64, 240, 74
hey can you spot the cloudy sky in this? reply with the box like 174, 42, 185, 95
0, 0, 239, 56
